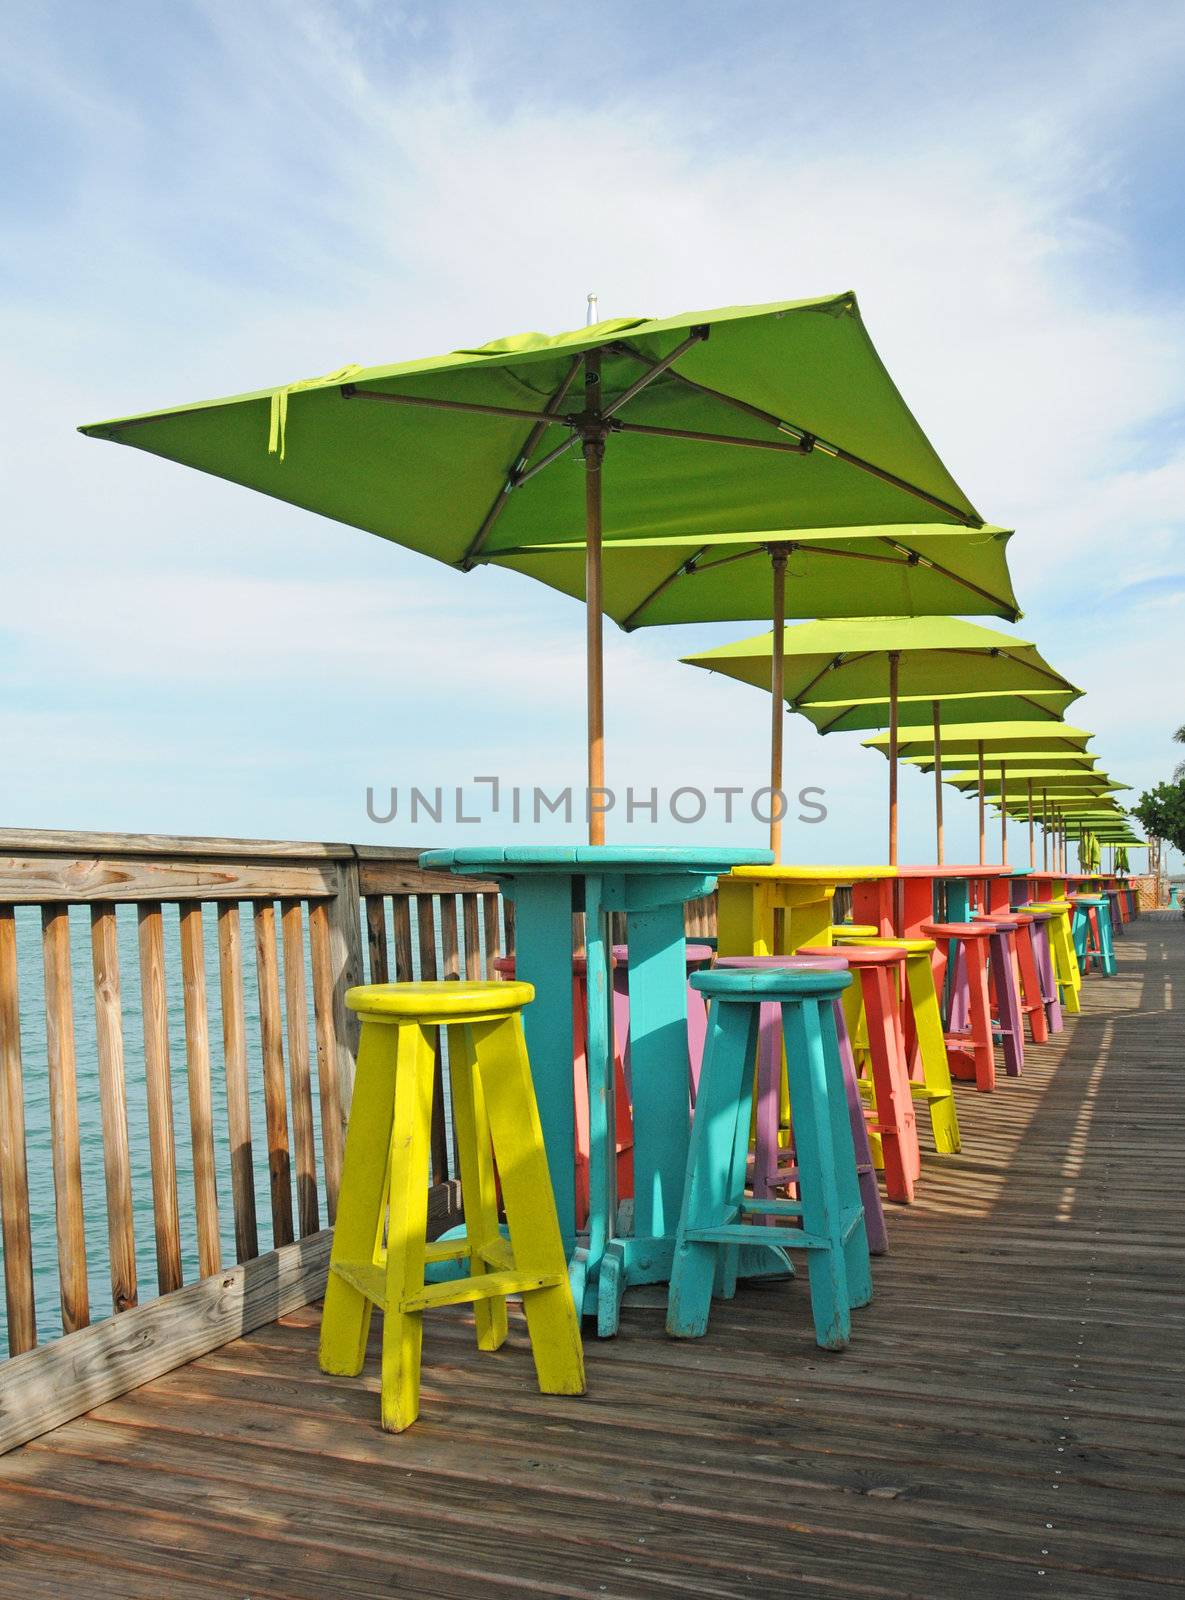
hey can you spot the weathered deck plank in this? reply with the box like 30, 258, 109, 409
0, 914, 1181, 1598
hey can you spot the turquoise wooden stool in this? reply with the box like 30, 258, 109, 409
667, 966, 871, 1352
1070, 894, 1116, 976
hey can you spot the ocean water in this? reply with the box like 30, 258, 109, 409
0, 897, 474, 1355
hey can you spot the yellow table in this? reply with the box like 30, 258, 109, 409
717, 865, 899, 956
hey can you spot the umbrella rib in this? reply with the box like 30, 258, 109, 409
619, 544, 766, 630
342, 386, 571, 426
787, 652, 876, 707
879, 539, 1019, 620
460, 354, 585, 569
610, 343, 982, 526
944, 647, 1073, 690
601, 329, 710, 420
613, 420, 811, 453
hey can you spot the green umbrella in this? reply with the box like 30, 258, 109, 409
868, 720, 1097, 867
868, 719, 1094, 759
682, 617, 1075, 863
949, 768, 1126, 871
81, 292, 1017, 845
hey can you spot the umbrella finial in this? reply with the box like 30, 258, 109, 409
586, 292, 599, 327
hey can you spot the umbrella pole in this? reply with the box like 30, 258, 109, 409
1028, 778, 1035, 869
1042, 787, 1049, 871
888, 652, 900, 866
769, 549, 788, 862
1000, 759, 1007, 866
977, 741, 986, 866
583, 353, 607, 847
931, 700, 944, 865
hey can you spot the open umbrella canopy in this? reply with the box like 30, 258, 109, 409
865, 720, 1094, 759
680, 616, 1071, 721
81, 294, 1004, 568
495, 524, 1017, 626
904, 749, 1097, 771
82, 292, 1016, 847
949, 769, 1127, 792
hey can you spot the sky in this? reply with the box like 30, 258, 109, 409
2, 0, 1184, 869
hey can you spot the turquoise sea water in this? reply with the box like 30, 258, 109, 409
1, 895, 486, 1353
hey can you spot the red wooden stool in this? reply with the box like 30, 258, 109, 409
807, 944, 921, 1204
922, 921, 996, 1092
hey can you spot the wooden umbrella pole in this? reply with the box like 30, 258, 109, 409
1000, 759, 1008, 865
1042, 787, 1049, 871
932, 700, 944, 865
1028, 778, 1035, 869
769, 548, 789, 861
583, 352, 607, 846
888, 652, 900, 866
977, 740, 986, 866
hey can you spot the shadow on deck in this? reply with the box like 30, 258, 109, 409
0, 918, 1182, 1598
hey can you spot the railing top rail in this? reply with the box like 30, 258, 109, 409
0, 828, 429, 863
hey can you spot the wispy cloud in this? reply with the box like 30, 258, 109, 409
2, 0, 1183, 864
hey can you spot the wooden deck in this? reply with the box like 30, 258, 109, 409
0, 914, 1182, 1599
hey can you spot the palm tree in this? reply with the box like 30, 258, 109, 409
1175, 725, 1185, 782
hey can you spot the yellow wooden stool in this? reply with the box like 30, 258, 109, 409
832, 933, 961, 1157
1019, 901, 1081, 1015
319, 980, 585, 1432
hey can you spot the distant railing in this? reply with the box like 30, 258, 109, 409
0, 828, 715, 1451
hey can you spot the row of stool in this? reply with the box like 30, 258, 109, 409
319, 882, 1120, 1430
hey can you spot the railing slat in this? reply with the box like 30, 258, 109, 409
481, 893, 501, 979
392, 895, 414, 981
89, 905, 137, 1312
415, 895, 449, 1182
307, 901, 343, 1224
137, 903, 183, 1295
440, 894, 460, 979
217, 904, 259, 1263
364, 895, 389, 984
178, 902, 221, 1278
0, 908, 36, 1354
280, 900, 320, 1239
462, 894, 481, 981
42, 906, 89, 1333
253, 901, 294, 1248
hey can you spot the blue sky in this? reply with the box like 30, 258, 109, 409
3, 0, 1184, 867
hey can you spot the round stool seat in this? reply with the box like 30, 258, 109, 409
716, 953, 849, 972
833, 934, 937, 956
691, 966, 851, 1001
809, 943, 908, 967
347, 980, 534, 1019
922, 920, 991, 939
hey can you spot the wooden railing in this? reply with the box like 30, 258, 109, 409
0, 828, 715, 1452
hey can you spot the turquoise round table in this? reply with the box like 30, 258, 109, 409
420, 845, 771, 1333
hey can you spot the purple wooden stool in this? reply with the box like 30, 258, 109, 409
949, 918, 1025, 1076
714, 954, 889, 1256
1021, 910, 1064, 1034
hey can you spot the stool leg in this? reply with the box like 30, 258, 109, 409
668, 1001, 757, 1338
474, 1016, 585, 1396
862, 967, 919, 1203
833, 999, 888, 1256
1099, 909, 1117, 976
905, 953, 960, 1154
964, 940, 996, 1091
752, 1000, 784, 1204
319, 1020, 398, 1379
1016, 928, 1049, 1044
989, 931, 1024, 1076
380, 1020, 437, 1433
817, 998, 872, 1309
449, 1023, 508, 1353
782, 997, 852, 1349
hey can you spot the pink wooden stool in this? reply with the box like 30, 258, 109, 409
798, 944, 921, 1204
923, 921, 996, 1092
714, 955, 888, 1254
